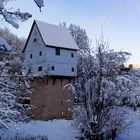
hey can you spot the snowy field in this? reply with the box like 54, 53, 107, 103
2, 109, 140, 140
2, 120, 80, 140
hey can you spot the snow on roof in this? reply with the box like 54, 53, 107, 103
35, 20, 79, 50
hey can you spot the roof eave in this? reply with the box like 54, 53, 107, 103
46, 44, 79, 51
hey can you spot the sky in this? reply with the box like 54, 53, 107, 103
1, 0, 140, 64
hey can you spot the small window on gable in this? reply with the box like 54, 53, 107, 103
38, 66, 42, 72
52, 66, 55, 71
71, 53, 74, 58
72, 67, 74, 72
34, 38, 37, 42
55, 48, 60, 55
30, 54, 32, 59
39, 51, 42, 56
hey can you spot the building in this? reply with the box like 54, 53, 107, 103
23, 20, 79, 120
125, 64, 140, 69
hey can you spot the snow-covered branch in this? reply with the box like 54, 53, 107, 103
0, 0, 44, 28
0, 37, 31, 132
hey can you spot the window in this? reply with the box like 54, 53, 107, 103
71, 53, 74, 58
30, 54, 32, 59
38, 66, 42, 71
52, 66, 55, 71
34, 38, 37, 42
55, 48, 60, 55
28, 68, 31, 73
39, 51, 42, 56
71, 67, 74, 72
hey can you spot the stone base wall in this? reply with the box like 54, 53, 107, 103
31, 77, 74, 120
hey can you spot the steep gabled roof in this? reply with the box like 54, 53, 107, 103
23, 20, 79, 52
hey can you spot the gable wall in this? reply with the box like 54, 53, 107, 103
24, 24, 47, 74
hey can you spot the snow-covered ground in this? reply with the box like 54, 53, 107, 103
117, 119, 140, 140
2, 120, 80, 140
117, 109, 140, 140
2, 109, 140, 140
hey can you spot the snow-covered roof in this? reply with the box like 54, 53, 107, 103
35, 20, 79, 50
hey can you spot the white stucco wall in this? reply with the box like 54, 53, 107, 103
46, 47, 77, 76
24, 24, 78, 77
24, 24, 47, 74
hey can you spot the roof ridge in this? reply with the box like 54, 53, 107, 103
35, 20, 69, 30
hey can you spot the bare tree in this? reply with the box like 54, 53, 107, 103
0, 27, 26, 51
69, 24, 90, 56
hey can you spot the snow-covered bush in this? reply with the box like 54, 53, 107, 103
73, 40, 140, 139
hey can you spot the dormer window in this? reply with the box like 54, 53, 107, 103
38, 66, 42, 72
55, 48, 60, 55
30, 54, 32, 59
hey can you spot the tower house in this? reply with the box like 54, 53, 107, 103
23, 20, 79, 119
